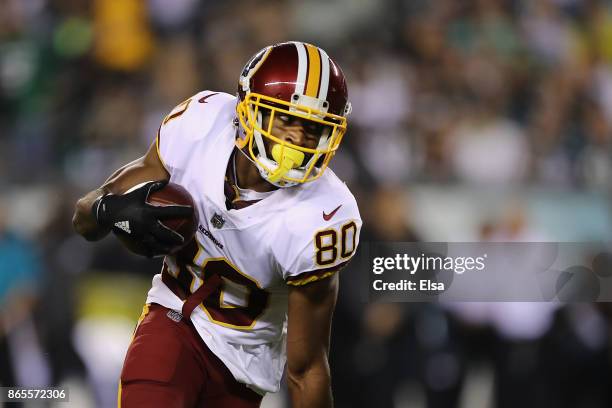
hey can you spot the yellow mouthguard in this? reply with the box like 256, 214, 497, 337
268, 144, 305, 182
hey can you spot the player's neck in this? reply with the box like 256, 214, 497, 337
234, 148, 278, 193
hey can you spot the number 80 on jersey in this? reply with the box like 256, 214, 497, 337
315, 221, 358, 266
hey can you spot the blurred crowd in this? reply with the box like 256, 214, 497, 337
1, 0, 612, 407
3, 0, 612, 189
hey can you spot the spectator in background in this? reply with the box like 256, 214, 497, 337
91, 0, 153, 72
350, 52, 414, 185
0, 200, 49, 390
449, 100, 530, 185
37, 191, 90, 387
332, 187, 423, 408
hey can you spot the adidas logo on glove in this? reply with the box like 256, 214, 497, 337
114, 220, 131, 234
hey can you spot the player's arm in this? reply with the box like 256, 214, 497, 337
73, 142, 168, 241
72, 141, 191, 258
287, 273, 339, 408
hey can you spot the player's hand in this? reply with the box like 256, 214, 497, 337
92, 180, 194, 257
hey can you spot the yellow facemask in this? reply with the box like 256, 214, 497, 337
236, 92, 348, 186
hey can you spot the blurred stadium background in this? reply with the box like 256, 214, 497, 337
1, 0, 612, 407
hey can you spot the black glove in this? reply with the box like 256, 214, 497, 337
92, 180, 193, 257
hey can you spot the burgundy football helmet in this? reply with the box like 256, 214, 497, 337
236, 41, 352, 187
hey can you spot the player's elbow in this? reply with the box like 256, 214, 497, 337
287, 359, 332, 408
287, 357, 331, 390
72, 216, 90, 241
72, 201, 91, 239
72, 197, 103, 241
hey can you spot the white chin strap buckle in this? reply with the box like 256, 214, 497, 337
257, 156, 305, 188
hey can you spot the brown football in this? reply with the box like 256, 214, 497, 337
116, 182, 198, 257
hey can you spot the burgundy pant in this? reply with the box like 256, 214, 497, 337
119, 303, 263, 408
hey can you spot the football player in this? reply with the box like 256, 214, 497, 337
73, 41, 361, 408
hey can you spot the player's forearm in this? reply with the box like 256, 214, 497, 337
72, 164, 130, 240
72, 151, 169, 241
287, 362, 333, 408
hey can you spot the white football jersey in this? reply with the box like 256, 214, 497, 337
145, 90, 361, 394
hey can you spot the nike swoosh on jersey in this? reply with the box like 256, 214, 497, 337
199, 92, 219, 103
323, 205, 342, 221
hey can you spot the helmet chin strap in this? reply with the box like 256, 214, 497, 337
252, 110, 267, 161
235, 144, 303, 188
257, 158, 304, 187
267, 144, 304, 183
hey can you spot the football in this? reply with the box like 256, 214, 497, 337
116, 182, 198, 257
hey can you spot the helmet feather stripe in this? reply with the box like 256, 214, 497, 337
294, 42, 307, 95
318, 47, 330, 100
305, 44, 321, 97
